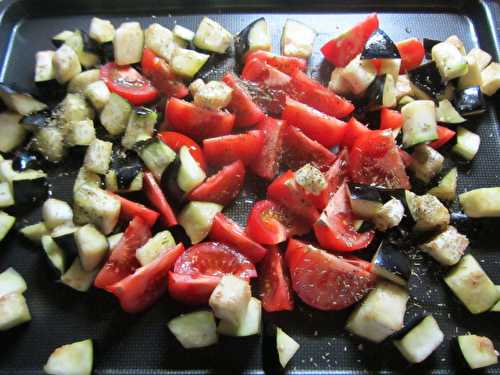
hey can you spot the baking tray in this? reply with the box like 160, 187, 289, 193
0, 0, 499, 374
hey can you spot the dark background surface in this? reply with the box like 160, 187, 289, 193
0, 0, 499, 373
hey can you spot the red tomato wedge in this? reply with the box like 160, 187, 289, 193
169, 242, 257, 305
250, 117, 286, 180
141, 48, 188, 98
267, 170, 321, 225
203, 130, 264, 167
320, 13, 379, 67
380, 108, 404, 130
165, 98, 235, 141
314, 183, 375, 252
288, 70, 355, 119
429, 126, 456, 149
242, 58, 292, 89
100, 62, 158, 105
95, 217, 151, 289
398, 149, 414, 168
209, 213, 268, 263
259, 246, 294, 312
223, 72, 265, 128
245, 50, 307, 75
282, 97, 347, 148
349, 130, 410, 189
187, 160, 246, 206
324, 148, 350, 195
285, 239, 376, 310
157, 131, 207, 171
283, 125, 337, 171
396, 38, 425, 73
116, 194, 159, 227
341, 117, 372, 149
143, 172, 177, 227
106, 243, 184, 313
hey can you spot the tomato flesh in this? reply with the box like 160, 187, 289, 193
100, 62, 158, 105
341, 117, 371, 149
143, 172, 177, 227
168, 272, 221, 305
320, 13, 379, 67
157, 131, 207, 171
349, 130, 411, 189
245, 50, 307, 75
246, 200, 288, 245
259, 246, 294, 312
380, 108, 404, 130
429, 126, 456, 149
116, 194, 159, 228
187, 160, 246, 206
95, 217, 152, 289
209, 212, 268, 263
282, 97, 347, 148
286, 239, 376, 310
250, 117, 286, 180
203, 130, 264, 167
314, 183, 375, 252
396, 38, 425, 73
223, 72, 265, 128
141, 48, 188, 98
165, 98, 235, 141
106, 243, 184, 313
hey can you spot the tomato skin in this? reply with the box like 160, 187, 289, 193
141, 48, 188, 98
349, 130, 411, 189
157, 131, 207, 171
281, 97, 347, 148
245, 50, 307, 75
380, 108, 404, 130
283, 125, 337, 171
95, 217, 152, 289
186, 160, 246, 206
320, 13, 379, 67
314, 183, 375, 252
429, 126, 456, 149
324, 148, 349, 195
286, 239, 376, 310
169, 242, 257, 305
341, 117, 371, 149
116, 194, 160, 227
100, 62, 158, 105
203, 130, 264, 167
143, 171, 177, 227
396, 38, 425, 73
223, 73, 265, 128
246, 200, 288, 245
209, 213, 268, 263
106, 243, 184, 313
165, 98, 235, 141
289, 70, 355, 119
267, 170, 321, 226
242, 58, 292, 89
250, 117, 286, 180
259, 246, 294, 312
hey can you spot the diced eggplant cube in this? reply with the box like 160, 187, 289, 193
432, 42, 468, 80
35, 50, 56, 83
145, 23, 174, 61
209, 274, 252, 326
407, 192, 450, 232
177, 146, 206, 193
0, 85, 47, 116
100, 93, 132, 136
173, 25, 195, 43
410, 144, 444, 184
420, 226, 469, 266
137, 139, 176, 181
84, 138, 113, 175
168, 310, 218, 349
20, 222, 49, 243
135, 230, 175, 266
34, 126, 66, 163
0, 181, 14, 208
480, 62, 500, 96
105, 170, 143, 193
394, 315, 444, 363
217, 297, 262, 337
0, 112, 26, 153
373, 198, 405, 232
114, 22, 144, 65
66, 119, 96, 147
395, 74, 412, 99
401, 100, 437, 148
444, 255, 499, 314
75, 224, 109, 271
467, 48, 492, 71
193, 17, 233, 54
294, 164, 327, 195
44, 339, 93, 375
42, 198, 73, 229
458, 335, 499, 369
84, 80, 110, 111
428, 168, 457, 202
58, 93, 94, 126
73, 167, 101, 193
89, 17, 115, 44
193, 81, 233, 110
0, 267, 27, 298
342, 55, 377, 95
0, 293, 31, 331
60, 258, 98, 292
346, 281, 409, 343
107, 232, 123, 250
121, 107, 157, 150
54, 44, 82, 84
281, 19, 316, 58
459, 187, 500, 218
276, 327, 300, 368
68, 69, 100, 94
452, 126, 480, 161
170, 47, 210, 79
329, 67, 352, 96
178, 201, 222, 244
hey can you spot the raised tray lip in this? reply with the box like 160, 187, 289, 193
0, 1, 499, 374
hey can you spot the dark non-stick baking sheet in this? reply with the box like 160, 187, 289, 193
0, 0, 499, 373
